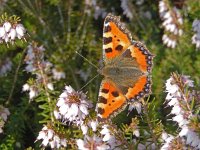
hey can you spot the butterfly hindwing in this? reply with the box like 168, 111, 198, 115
122, 42, 154, 73
121, 42, 154, 100
103, 13, 132, 60
102, 42, 153, 102
125, 76, 151, 101
97, 79, 127, 121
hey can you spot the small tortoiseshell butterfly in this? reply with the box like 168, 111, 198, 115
97, 14, 154, 121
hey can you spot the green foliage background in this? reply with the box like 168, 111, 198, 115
0, 0, 200, 149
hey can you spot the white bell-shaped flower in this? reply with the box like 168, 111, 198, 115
0, 27, 6, 38
16, 24, 26, 39
3, 22, 12, 32
8, 28, 17, 40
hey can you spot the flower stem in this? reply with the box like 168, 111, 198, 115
66, 0, 72, 45
37, 61, 54, 122
142, 98, 158, 149
7, 47, 27, 105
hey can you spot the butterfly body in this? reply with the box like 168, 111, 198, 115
99, 53, 145, 90
97, 14, 154, 121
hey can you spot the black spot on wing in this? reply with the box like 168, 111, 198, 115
99, 96, 107, 104
111, 91, 119, 97
115, 45, 123, 51
98, 107, 105, 115
103, 37, 112, 45
105, 48, 112, 53
101, 88, 109, 94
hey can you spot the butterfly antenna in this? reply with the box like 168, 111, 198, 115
79, 73, 100, 91
75, 51, 99, 69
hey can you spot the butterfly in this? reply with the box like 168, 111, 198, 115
96, 14, 154, 121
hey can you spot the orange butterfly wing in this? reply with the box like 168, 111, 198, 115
122, 42, 153, 73
97, 14, 154, 121
97, 80, 126, 121
122, 42, 153, 100
103, 13, 132, 60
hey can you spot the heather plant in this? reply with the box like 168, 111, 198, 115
0, 0, 200, 150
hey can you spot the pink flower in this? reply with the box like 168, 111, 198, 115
36, 125, 67, 148
76, 135, 110, 150
55, 85, 92, 125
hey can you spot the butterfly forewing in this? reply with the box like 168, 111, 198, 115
103, 13, 132, 60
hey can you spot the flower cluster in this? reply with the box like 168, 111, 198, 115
128, 101, 142, 114
36, 125, 67, 149
22, 82, 53, 100
0, 21, 26, 44
77, 69, 91, 82
164, 73, 200, 149
76, 135, 110, 150
54, 85, 92, 125
130, 127, 158, 149
129, 118, 140, 137
24, 43, 46, 73
80, 120, 98, 135
52, 68, 66, 80
77, 122, 121, 150
100, 125, 121, 149
161, 132, 187, 149
0, 105, 10, 133
120, 0, 133, 20
22, 83, 39, 99
192, 19, 200, 49
23, 43, 54, 100
86, 0, 107, 20
50, 84, 121, 150
159, 0, 183, 48
121, 0, 151, 21
120, 117, 140, 148
0, 57, 12, 76
133, 139, 156, 149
